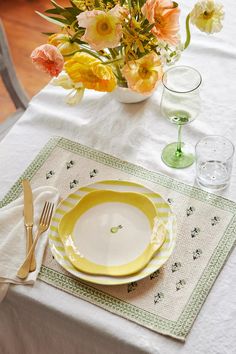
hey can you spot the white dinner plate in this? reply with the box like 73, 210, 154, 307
58, 189, 167, 276
49, 180, 177, 285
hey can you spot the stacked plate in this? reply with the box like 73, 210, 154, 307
49, 180, 177, 285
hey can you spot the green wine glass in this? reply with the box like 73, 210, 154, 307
161, 66, 202, 168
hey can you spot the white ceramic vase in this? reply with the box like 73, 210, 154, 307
110, 86, 153, 103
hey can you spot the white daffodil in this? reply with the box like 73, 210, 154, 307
52, 73, 85, 105
52, 73, 75, 90
157, 40, 184, 66
66, 88, 85, 105
190, 0, 224, 34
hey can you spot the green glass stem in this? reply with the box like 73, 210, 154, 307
176, 125, 183, 157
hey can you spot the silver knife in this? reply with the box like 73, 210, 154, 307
22, 179, 36, 272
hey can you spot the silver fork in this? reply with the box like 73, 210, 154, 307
17, 201, 54, 279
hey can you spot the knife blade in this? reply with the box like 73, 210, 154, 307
22, 179, 36, 272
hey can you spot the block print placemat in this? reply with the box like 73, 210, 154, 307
1, 137, 236, 341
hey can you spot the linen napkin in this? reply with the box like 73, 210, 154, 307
0, 186, 59, 302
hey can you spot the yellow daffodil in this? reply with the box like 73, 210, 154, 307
52, 73, 85, 105
66, 89, 85, 105
77, 5, 126, 51
65, 52, 117, 92
190, 0, 224, 34
48, 34, 69, 47
122, 52, 163, 94
58, 42, 80, 57
48, 34, 80, 57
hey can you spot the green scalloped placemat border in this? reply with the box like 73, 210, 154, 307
1, 136, 236, 340
39, 266, 177, 337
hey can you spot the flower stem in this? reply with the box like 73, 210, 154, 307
109, 48, 125, 85
184, 14, 191, 49
63, 48, 104, 61
103, 57, 123, 65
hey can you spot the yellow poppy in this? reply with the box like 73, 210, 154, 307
77, 5, 125, 51
65, 52, 117, 92
190, 0, 224, 34
122, 52, 163, 94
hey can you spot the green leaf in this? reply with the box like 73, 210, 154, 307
35, 11, 68, 26
65, 6, 80, 16
140, 23, 155, 34
138, 0, 146, 7
69, 0, 78, 8
45, 8, 62, 15
71, 29, 84, 41
127, 0, 132, 12
44, 8, 61, 15
73, 38, 86, 45
50, 0, 65, 10
140, 18, 150, 27
48, 16, 69, 24
94, 0, 101, 7
45, 6, 79, 22
59, 10, 77, 21
42, 32, 56, 36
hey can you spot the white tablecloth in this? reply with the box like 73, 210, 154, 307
1, 1, 236, 353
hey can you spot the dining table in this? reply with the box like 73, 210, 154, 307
0, 0, 236, 353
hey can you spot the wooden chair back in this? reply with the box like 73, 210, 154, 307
0, 19, 29, 110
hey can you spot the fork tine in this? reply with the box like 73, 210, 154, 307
42, 202, 50, 225
40, 202, 48, 224
43, 202, 54, 226
47, 203, 54, 225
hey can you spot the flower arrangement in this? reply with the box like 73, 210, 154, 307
31, 0, 224, 104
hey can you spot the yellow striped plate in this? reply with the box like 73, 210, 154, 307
49, 180, 177, 285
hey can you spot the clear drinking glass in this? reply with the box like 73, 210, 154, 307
160, 66, 202, 168
195, 136, 235, 191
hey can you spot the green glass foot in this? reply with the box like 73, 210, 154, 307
161, 142, 195, 169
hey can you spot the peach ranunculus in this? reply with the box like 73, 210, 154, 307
77, 5, 125, 51
122, 52, 163, 94
142, 0, 180, 46
31, 44, 64, 77
65, 52, 117, 92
